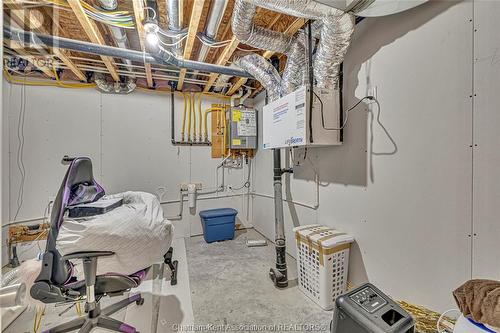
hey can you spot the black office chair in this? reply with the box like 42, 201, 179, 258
31, 157, 177, 333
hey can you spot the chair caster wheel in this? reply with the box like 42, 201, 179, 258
136, 298, 145, 306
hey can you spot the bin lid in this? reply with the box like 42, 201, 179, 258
293, 224, 353, 249
199, 208, 238, 219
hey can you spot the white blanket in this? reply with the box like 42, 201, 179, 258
57, 191, 173, 277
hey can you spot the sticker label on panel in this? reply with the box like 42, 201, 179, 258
237, 110, 257, 137
232, 110, 241, 122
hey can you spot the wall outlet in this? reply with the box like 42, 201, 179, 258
180, 183, 203, 191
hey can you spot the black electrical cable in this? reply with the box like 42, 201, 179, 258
316, 94, 376, 131
229, 160, 252, 191
307, 21, 314, 143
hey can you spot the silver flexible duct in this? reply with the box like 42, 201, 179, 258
236, 54, 282, 102
313, 12, 354, 89
232, 0, 292, 54
243, 0, 355, 89
281, 31, 307, 94
94, 73, 136, 94
198, 0, 228, 62
167, 0, 183, 58
232, 0, 306, 93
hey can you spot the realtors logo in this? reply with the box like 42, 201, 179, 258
4, 4, 60, 66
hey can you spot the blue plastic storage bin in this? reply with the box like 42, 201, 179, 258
199, 208, 238, 243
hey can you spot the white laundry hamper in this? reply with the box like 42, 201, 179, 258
294, 224, 354, 310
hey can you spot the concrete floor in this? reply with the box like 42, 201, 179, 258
186, 229, 332, 333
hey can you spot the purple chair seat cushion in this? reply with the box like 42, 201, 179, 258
64, 268, 149, 296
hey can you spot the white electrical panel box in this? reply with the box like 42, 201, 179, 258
262, 85, 342, 149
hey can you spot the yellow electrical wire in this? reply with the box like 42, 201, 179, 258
4, 71, 238, 97
52, 67, 95, 88
197, 93, 202, 141
4, 70, 95, 89
203, 107, 224, 141
44, 0, 134, 28
191, 93, 197, 141
181, 93, 187, 142
187, 93, 192, 142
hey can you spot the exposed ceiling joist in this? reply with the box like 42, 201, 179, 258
177, 0, 205, 90
226, 77, 247, 95
5, 40, 56, 78
6, 5, 86, 81
67, 0, 120, 82
203, 36, 239, 93
132, 0, 154, 88
54, 50, 87, 81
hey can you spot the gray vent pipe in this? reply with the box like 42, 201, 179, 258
197, 0, 228, 62
167, 0, 184, 58
97, 0, 134, 74
4, 26, 253, 78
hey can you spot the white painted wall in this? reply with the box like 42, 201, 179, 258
1, 82, 252, 264
471, 0, 500, 280
251, 0, 499, 312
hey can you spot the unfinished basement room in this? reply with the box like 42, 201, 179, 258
0, 0, 499, 332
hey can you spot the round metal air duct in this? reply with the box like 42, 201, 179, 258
314, 0, 428, 17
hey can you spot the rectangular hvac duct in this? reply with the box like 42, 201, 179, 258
262, 86, 342, 149
312, 0, 349, 10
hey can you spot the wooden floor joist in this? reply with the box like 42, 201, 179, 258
203, 36, 240, 93
132, 0, 154, 88
5, 41, 55, 78
2, 1, 309, 93
67, 0, 120, 82
5, 6, 86, 81
177, 0, 205, 90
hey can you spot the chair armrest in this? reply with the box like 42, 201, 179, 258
63, 251, 114, 260
62, 251, 115, 307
